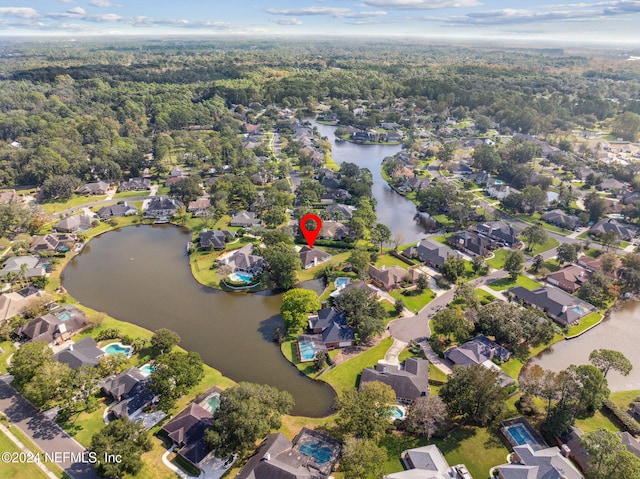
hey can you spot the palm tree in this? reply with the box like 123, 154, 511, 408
173, 206, 189, 226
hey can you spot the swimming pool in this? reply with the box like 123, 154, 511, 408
139, 364, 155, 377
228, 272, 253, 284
389, 405, 405, 419
57, 312, 72, 321
334, 277, 351, 289
102, 342, 133, 357
207, 396, 220, 413
502, 422, 547, 451
299, 440, 333, 465
298, 339, 323, 361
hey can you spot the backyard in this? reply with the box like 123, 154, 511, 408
488, 275, 542, 292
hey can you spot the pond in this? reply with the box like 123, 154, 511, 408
311, 120, 430, 243
532, 300, 640, 392
62, 224, 336, 417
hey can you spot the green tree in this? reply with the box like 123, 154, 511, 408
40, 175, 82, 200
150, 328, 181, 355
22, 360, 73, 408
612, 111, 640, 142
280, 288, 320, 332
520, 224, 547, 252
262, 242, 300, 290
405, 395, 447, 439
348, 247, 371, 280
150, 351, 204, 411
504, 250, 525, 279
336, 381, 396, 440
439, 255, 465, 283
416, 274, 429, 292
9, 341, 52, 389
439, 364, 506, 425
204, 382, 294, 456
431, 307, 473, 342
585, 192, 608, 223
556, 243, 579, 264
588, 349, 632, 378
569, 364, 609, 416
334, 287, 386, 341
339, 437, 386, 479
581, 429, 640, 479
90, 418, 152, 478
370, 223, 391, 253
169, 176, 202, 203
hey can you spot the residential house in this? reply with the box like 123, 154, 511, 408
447, 230, 495, 256
321, 176, 341, 190
622, 191, 640, 205
391, 166, 415, 180
445, 335, 514, 387
468, 171, 491, 185
403, 240, 458, 269
340, 281, 378, 298
495, 444, 583, 479
385, 131, 404, 142
54, 337, 105, 370
598, 178, 629, 195
216, 244, 264, 275
250, 171, 272, 186
367, 264, 409, 291
476, 221, 521, 247
98, 202, 138, 218
360, 358, 429, 404
101, 366, 154, 420
117, 177, 151, 192
0, 256, 45, 279
161, 403, 214, 471
16, 304, 88, 345
577, 254, 621, 277
0, 189, 19, 203
299, 246, 331, 270
169, 166, 187, 178
320, 189, 352, 203
54, 214, 95, 233
325, 204, 356, 220
508, 285, 596, 327
487, 182, 512, 199
546, 265, 590, 293
236, 428, 341, 479
76, 181, 109, 195
352, 130, 378, 143
229, 211, 263, 228
620, 431, 640, 459
143, 197, 182, 219
187, 198, 211, 216
165, 176, 185, 187
401, 176, 431, 192
243, 123, 262, 135
541, 209, 581, 230
590, 218, 638, 242
0, 286, 43, 323
451, 162, 473, 175
307, 307, 355, 350
384, 445, 473, 479
319, 221, 352, 241
199, 230, 234, 251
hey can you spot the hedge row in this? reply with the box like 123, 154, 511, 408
602, 399, 640, 436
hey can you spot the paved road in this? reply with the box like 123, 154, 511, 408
0, 376, 99, 479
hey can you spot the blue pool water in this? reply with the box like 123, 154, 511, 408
571, 306, 585, 315
207, 396, 220, 413
494, 179, 503, 185
139, 364, 155, 376
103, 343, 133, 356
298, 341, 318, 361
389, 406, 404, 419
334, 277, 351, 288
57, 312, 72, 321
228, 272, 253, 283
505, 423, 545, 450
300, 441, 333, 465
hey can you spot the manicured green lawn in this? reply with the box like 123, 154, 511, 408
486, 248, 510, 269
476, 288, 497, 305
324, 151, 340, 171
430, 233, 452, 245
297, 251, 351, 283
280, 339, 319, 378
565, 312, 603, 337
380, 425, 509, 479
429, 363, 449, 383
320, 337, 393, 395
390, 288, 435, 313
58, 399, 109, 447
488, 275, 542, 292
0, 341, 15, 374
609, 390, 640, 410
529, 237, 560, 255
113, 190, 149, 198
500, 333, 564, 380
575, 409, 623, 433
41, 194, 107, 214
0, 429, 52, 479
375, 254, 410, 269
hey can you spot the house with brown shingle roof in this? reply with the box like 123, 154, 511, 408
545, 265, 590, 293
367, 264, 409, 291
162, 403, 214, 471
360, 358, 429, 404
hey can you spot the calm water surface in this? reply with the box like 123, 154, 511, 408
533, 300, 640, 391
62, 225, 335, 417
311, 120, 429, 243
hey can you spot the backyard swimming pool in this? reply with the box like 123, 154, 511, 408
502, 419, 548, 451
227, 272, 253, 284
389, 405, 405, 419
299, 441, 334, 465
102, 342, 133, 357
297, 337, 326, 362
57, 312, 72, 321
139, 364, 155, 377
334, 277, 351, 289
207, 396, 220, 413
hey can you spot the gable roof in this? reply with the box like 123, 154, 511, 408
16, 305, 87, 344
508, 286, 595, 326
360, 357, 429, 402
476, 221, 521, 245
590, 218, 638, 241
54, 337, 105, 370
445, 335, 511, 366
54, 214, 94, 232
77, 181, 109, 195
229, 211, 262, 227
384, 445, 457, 479
546, 265, 590, 292
98, 202, 138, 218
145, 196, 182, 213
101, 366, 147, 401
199, 230, 228, 250
497, 444, 584, 479
368, 264, 408, 289
236, 433, 315, 479
298, 246, 331, 269
0, 287, 43, 322
541, 209, 580, 229
403, 240, 456, 267
0, 255, 41, 277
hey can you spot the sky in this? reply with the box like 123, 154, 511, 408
1, 0, 640, 44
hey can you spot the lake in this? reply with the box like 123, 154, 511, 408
532, 300, 640, 392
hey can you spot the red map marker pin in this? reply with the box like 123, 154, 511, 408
300, 214, 322, 249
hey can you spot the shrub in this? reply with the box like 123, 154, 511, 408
96, 328, 121, 341
602, 399, 640, 436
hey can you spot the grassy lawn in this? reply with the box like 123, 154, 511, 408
529, 237, 560, 255
429, 362, 449, 383
486, 248, 510, 269
324, 151, 340, 171
389, 288, 435, 313
297, 251, 351, 283
113, 190, 150, 198
488, 275, 542, 292
280, 339, 319, 378
609, 390, 640, 410
565, 312, 603, 337
58, 399, 109, 447
501, 333, 564, 380
41, 194, 107, 214
3, 425, 67, 478
575, 408, 624, 433
375, 254, 410, 269
320, 337, 393, 395
430, 233, 453, 245
0, 341, 16, 374
476, 288, 497, 305
380, 426, 509, 479
0, 428, 52, 479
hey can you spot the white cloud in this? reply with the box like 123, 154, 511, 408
68, 7, 86, 15
90, 0, 114, 6
0, 7, 39, 18
359, 0, 481, 9
266, 6, 387, 18
271, 17, 303, 25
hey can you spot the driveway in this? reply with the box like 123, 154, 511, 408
0, 375, 99, 479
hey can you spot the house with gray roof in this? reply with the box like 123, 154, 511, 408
508, 285, 596, 327
445, 335, 515, 387
325, 203, 356, 220
229, 211, 263, 228
101, 366, 148, 403
307, 307, 355, 350
199, 230, 234, 251
30, 233, 77, 253
496, 444, 583, 479
319, 221, 352, 241
54, 214, 95, 233
16, 304, 88, 345
98, 202, 138, 218
299, 246, 331, 270
542, 209, 581, 230
76, 181, 109, 195
403, 239, 457, 269
476, 221, 521, 247
162, 403, 214, 470
118, 177, 151, 192
360, 358, 429, 404
367, 264, 409, 291
0, 256, 45, 279
216, 244, 264, 275
590, 218, 638, 242
598, 178, 628, 195
143, 196, 182, 219
384, 444, 473, 479
54, 337, 105, 370
187, 198, 211, 216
